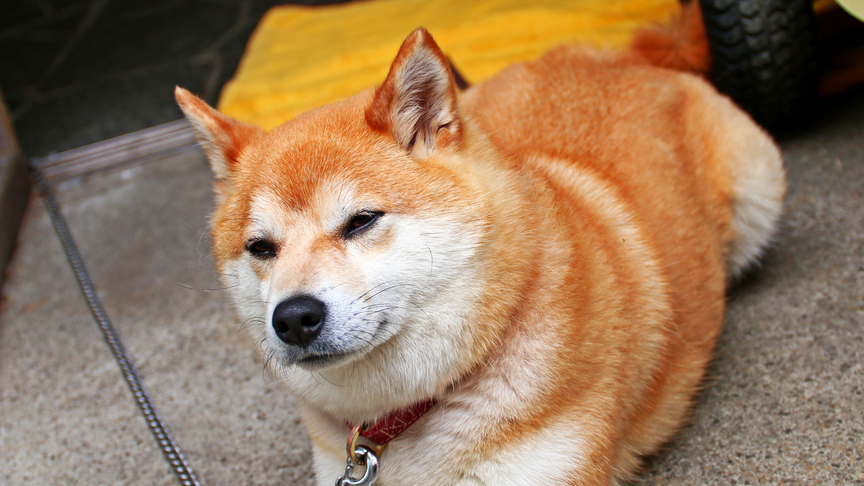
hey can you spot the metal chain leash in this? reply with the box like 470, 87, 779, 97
31, 162, 201, 486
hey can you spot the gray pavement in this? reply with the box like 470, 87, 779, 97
1, 88, 863, 485
0, 152, 314, 485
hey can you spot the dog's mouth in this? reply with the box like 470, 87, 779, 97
296, 350, 357, 368
274, 318, 393, 370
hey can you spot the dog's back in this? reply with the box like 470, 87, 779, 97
456, 38, 784, 477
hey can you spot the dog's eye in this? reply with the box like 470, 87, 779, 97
246, 239, 277, 259
344, 211, 383, 238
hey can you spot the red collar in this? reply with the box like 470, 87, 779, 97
349, 397, 438, 445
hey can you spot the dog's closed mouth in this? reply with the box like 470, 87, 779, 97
297, 350, 356, 368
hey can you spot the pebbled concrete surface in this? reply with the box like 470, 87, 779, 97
0, 153, 315, 485
1, 88, 863, 485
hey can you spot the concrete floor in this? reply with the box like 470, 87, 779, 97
0, 151, 315, 485
0, 86, 862, 485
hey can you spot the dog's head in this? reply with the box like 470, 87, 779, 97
177, 29, 528, 418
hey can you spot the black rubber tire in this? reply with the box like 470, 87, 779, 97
698, 0, 819, 128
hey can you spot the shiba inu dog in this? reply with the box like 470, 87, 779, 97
175, 6, 785, 485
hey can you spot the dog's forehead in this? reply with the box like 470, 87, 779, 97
234, 124, 435, 217
247, 177, 363, 236
225, 93, 462, 236
238, 127, 378, 200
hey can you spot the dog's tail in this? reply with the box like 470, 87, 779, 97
630, 1, 711, 75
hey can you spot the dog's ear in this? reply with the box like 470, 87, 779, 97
366, 28, 461, 158
175, 87, 263, 182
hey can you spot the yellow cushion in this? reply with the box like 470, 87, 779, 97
217, 0, 679, 129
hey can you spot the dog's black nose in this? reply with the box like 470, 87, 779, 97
272, 296, 326, 347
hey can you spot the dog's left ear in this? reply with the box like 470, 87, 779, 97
366, 28, 461, 158
174, 87, 263, 182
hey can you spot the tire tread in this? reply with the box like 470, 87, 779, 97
698, 0, 818, 127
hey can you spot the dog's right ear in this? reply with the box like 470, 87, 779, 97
366, 28, 461, 159
175, 87, 263, 182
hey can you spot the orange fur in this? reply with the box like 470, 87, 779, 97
631, 1, 712, 74
176, 11, 783, 485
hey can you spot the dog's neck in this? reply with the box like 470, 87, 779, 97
349, 396, 439, 445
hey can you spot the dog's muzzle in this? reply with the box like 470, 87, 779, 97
272, 295, 326, 347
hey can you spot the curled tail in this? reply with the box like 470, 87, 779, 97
630, 1, 711, 75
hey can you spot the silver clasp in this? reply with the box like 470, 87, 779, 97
336, 445, 379, 486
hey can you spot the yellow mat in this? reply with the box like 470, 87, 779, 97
217, 0, 681, 129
